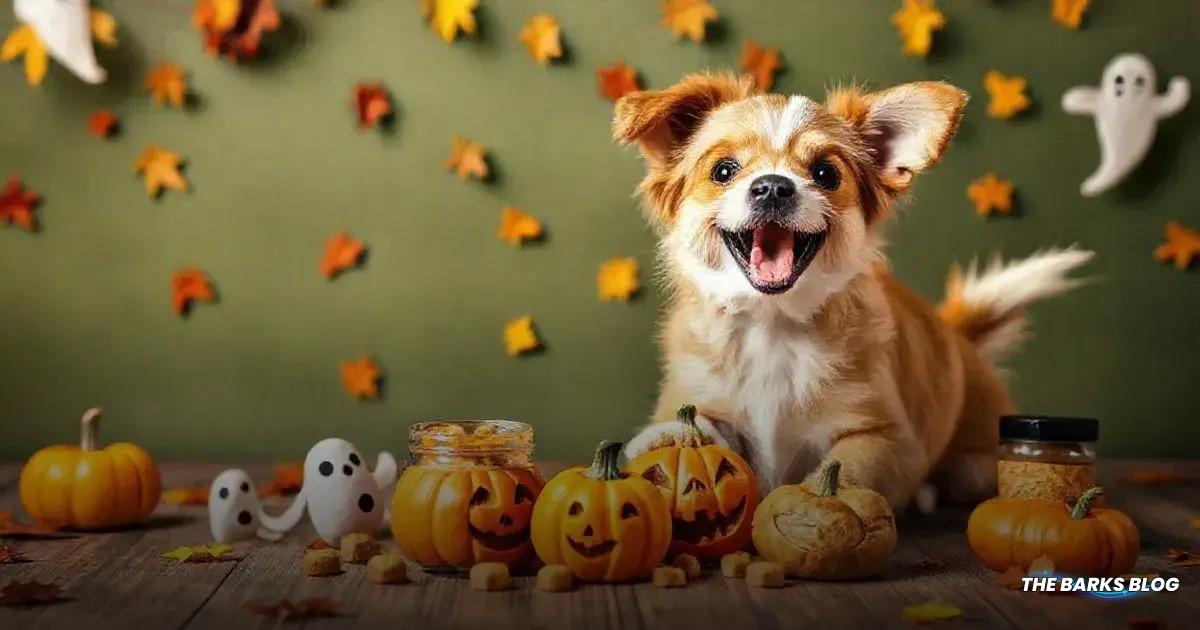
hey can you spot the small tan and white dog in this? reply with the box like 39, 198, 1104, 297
616, 73, 1091, 509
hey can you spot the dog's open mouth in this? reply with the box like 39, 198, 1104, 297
721, 222, 827, 294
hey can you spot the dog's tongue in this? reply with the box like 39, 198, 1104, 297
749, 224, 795, 284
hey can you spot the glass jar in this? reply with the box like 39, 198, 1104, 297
389, 420, 545, 573
998, 415, 1098, 503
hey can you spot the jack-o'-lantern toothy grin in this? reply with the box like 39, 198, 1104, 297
671, 496, 748, 545
467, 523, 531, 551
567, 536, 617, 558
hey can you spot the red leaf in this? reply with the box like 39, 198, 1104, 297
0, 175, 39, 231
353, 83, 392, 129
0, 509, 66, 539
88, 109, 118, 138
0, 581, 63, 607
0, 545, 30, 564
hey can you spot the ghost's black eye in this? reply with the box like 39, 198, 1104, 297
1115, 75, 1125, 85
349, 453, 361, 466
218, 487, 229, 500
342, 464, 354, 476
318, 461, 333, 476
811, 160, 841, 191
1135, 76, 1146, 87
710, 158, 740, 185
240, 482, 250, 493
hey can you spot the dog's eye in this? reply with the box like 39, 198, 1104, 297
710, 158, 740, 185
810, 160, 841, 191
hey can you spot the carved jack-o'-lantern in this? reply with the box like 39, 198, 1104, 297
628, 405, 760, 559
531, 441, 671, 582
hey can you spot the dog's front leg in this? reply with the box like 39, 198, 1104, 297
808, 423, 929, 509
624, 408, 751, 462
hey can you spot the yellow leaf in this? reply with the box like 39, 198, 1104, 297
421, 0, 477, 43
205, 543, 233, 557
497, 206, 542, 245
504, 316, 539, 357
444, 135, 489, 181
1052, 0, 1090, 30
90, 9, 119, 47
340, 356, 381, 399
597, 257, 639, 302
967, 172, 1013, 217
144, 62, 188, 109
162, 546, 197, 562
984, 71, 1030, 119
23, 35, 46, 86
2, 25, 48, 86
891, 0, 945, 58
901, 602, 962, 624
660, 0, 717, 43
518, 13, 562, 66
162, 544, 234, 562
133, 146, 189, 198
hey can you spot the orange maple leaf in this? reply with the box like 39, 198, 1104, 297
259, 463, 303, 497
1154, 221, 1200, 270
597, 257, 639, 302
144, 62, 188, 109
320, 231, 365, 278
985, 71, 1031, 119
504, 316, 540, 357
597, 61, 640, 101
891, 0, 945, 58
171, 268, 215, 316
340, 356, 381, 399
352, 83, 392, 130
421, 0, 477, 43
661, 0, 717, 43
519, 14, 562, 66
1052, 0, 1090, 30
195, 0, 280, 59
497, 206, 542, 245
444, 136, 489, 181
967, 172, 1014, 217
740, 40, 782, 92
0, 509, 63, 537
88, 109, 118, 138
133, 146, 189, 198
162, 487, 209, 506
993, 565, 1025, 590
0, 175, 39, 231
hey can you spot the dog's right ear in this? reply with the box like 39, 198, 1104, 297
613, 73, 751, 167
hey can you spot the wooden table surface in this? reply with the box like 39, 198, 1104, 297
1, 459, 1197, 629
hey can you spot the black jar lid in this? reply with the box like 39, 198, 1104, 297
1000, 415, 1099, 443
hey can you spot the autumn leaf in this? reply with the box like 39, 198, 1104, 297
504, 316, 540, 357
0, 509, 66, 538
134, 146, 189, 198
740, 40, 781, 92
172, 268, 215, 316
497, 206, 542, 245
1052, 0, 1090, 30
421, 0, 477, 43
1, 25, 48, 86
307, 538, 332, 550
0, 545, 29, 564
597, 61, 640, 102
1154, 221, 1200, 271
320, 231, 365, 278
193, 0, 241, 34
88, 109, 118, 138
340, 356, 381, 399
0, 581, 63, 607
195, 0, 280, 60
444, 135, 489, 181
244, 597, 340, 619
144, 62, 188, 108
90, 9, 120, 47
661, 0, 717, 43
0, 175, 39, 230
985, 71, 1031, 119
519, 14, 562, 66
1125, 466, 1193, 485
901, 601, 963, 624
162, 487, 209, 506
993, 565, 1025, 590
967, 172, 1014, 217
352, 83, 392, 130
1164, 548, 1200, 568
891, 0, 945, 58
259, 463, 303, 497
598, 257, 639, 302
1190, 515, 1200, 531
162, 544, 236, 563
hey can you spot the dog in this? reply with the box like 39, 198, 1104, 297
615, 73, 1091, 508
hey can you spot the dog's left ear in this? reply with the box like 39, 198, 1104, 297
828, 82, 967, 194
613, 73, 752, 167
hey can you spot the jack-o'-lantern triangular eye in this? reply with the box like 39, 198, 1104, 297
569, 501, 584, 516
620, 502, 639, 519
641, 464, 669, 487
515, 484, 535, 504
714, 458, 738, 483
683, 478, 707, 494
470, 487, 491, 506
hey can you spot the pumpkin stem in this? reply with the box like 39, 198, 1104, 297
81, 407, 102, 451
1071, 486, 1103, 519
586, 440, 625, 481
676, 404, 709, 447
815, 459, 841, 497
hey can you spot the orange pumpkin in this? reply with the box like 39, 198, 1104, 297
628, 405, 759, 559
531, 440, 671, 582
967, 487, 1139, 577
19, 408, 162, 529
391, 465, 545, 569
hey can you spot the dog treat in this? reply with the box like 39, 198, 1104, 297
470, 562, 511, 591
671, 553, 702, 580
998, 416, 1098, 503
746, 561, 785, 588
340, 532, 379, 564
536, 565, 574, 592
302, 548, 341, 577
721, 551, 752, 578
652, 566, 686, 588
366, 553, 408, 584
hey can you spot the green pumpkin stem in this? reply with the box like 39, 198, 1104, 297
815, 459, 841, 497
1071, 487, 1103, 519
81, 408, 102, 451
587, 440, 625, 481
676, 404, 708, 447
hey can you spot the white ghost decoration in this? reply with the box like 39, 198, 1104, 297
13, 0, 107, 84
1062, 53, 1189, 197
207, 469, 284, 544
261, 438, 398, 544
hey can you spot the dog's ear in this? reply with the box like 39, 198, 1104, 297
827, 82, 967, 194
614, 73, 752, 166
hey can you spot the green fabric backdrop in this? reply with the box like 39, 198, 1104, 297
1, 1, 1197, 462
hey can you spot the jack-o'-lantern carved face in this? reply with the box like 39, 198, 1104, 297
467, 472, 538, 554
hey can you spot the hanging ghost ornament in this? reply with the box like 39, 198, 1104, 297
207, 469, 284, 543
1062, 53, 1189, 197
11, 0, 107, 84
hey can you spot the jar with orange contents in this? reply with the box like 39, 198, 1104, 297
998, 415, 1098, 503
389, 420, 545, 573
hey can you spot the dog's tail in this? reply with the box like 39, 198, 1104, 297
936, 248, 1094, 363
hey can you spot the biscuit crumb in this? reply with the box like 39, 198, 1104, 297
470, 562, 511, 591
302, 548, 341, 577
366, 553, 408, 584
536, 564, 574, 592
671, 554, 702, 580
746, 561, 785, 588
652, 566, 686, 588
720, 551, 752, 578
340, 533, 379, 564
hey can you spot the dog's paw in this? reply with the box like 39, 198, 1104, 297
624, 416, 730, 459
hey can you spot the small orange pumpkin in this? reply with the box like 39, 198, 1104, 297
19, 408, 162, 529
967, 487, 1139, 577
531, 440, 671, 582
628, 405, 760, 559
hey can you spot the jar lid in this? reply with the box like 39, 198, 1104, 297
1000, 415, 1098, 442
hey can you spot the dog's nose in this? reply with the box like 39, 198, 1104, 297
749, 174, 796, 202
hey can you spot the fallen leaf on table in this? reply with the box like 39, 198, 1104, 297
740, 40, 781, 92
901, 601, 962, 624
661, 0, 717, 43
0, 580, 62, 607
0, 510, 66, 539
171, 268, 215, 316
967, 172, 1013, 217
985, 71, 1031, 119
307, 538, 331, 550
90, 9, 119, 47
133, 146, 189, 198
0, 175, 39, 230
340, 356, 381, 399
259, 463, 303, 497
0, 545, 30, 564
444, 135, 489, 181
1125, 466, 1193, 485
993, 565, 1026, 589
497, 206, 542, 245
320, 231, 365, 278
504, 316, 540, 357
598, 257, 639, 302
421, 0, 477, 43
88, 109, 118, 138
519, 14, 562, 66
597, 61, 640, 101
162, 544, 235, 563
195, 0, 280, 60
144, 62, 188, 108
1052, 0, 1090, 30
162, 486, 209, 506
1164, 548, 1200, 568
352, 83, 392, 130
1154, 221, 1200, 271
1, 25, 47, 86
891, 0, 945, 58
244, 597, 340, 619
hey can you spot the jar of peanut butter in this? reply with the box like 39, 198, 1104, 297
998, 415, 1098, 503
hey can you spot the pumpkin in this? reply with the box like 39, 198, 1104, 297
627, 405, 760, 559
19, 408, 162, 529
531, 440, 671, 582
751, 459, 896, 580
967, 487, 1139, 577
390, 465, 545, 569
